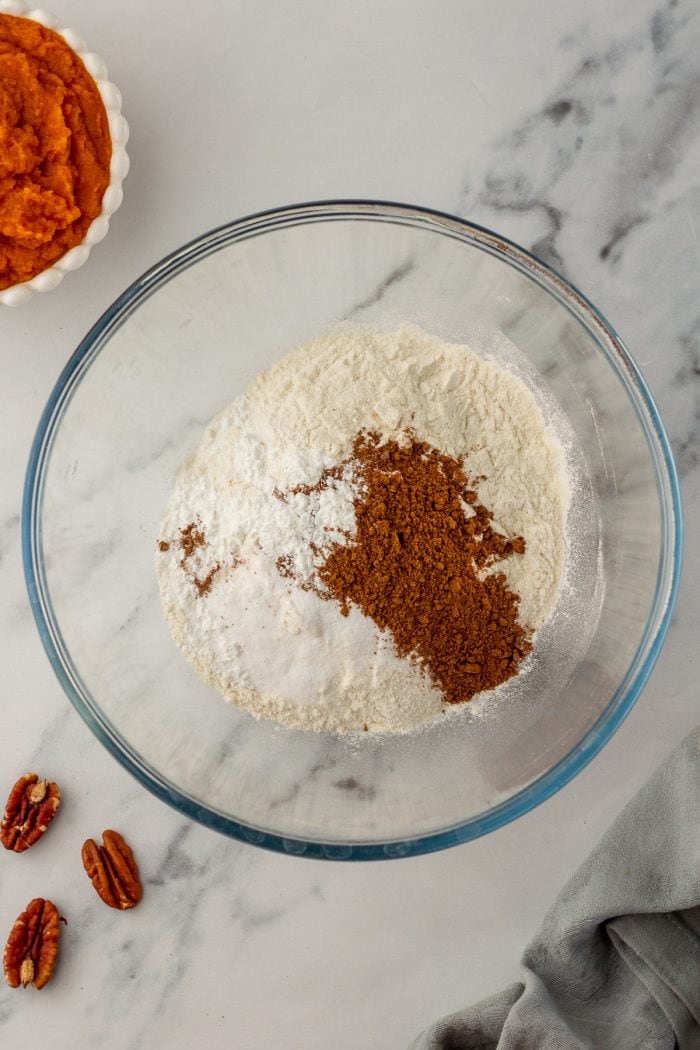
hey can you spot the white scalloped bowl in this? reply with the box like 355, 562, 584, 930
0, 1, 129, 305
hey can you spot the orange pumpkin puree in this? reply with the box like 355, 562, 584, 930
0, 15, 112, 290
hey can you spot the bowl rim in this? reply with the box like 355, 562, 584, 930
22, 199, 684, 860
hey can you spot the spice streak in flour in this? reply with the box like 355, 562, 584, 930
156, 326, 570, 733
280, 431, 532, 704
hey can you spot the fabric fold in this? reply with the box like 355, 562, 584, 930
412, 729, 700, 1050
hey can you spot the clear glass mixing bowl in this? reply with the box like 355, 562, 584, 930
23, 202, 682, 859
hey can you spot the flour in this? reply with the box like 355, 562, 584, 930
156, 325, 570, 733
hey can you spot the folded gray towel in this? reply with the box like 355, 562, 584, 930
412, 728, 700, 1050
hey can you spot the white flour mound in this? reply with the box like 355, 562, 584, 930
156, 325, 570, 733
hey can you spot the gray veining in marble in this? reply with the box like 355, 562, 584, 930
1, 1, 699, 1047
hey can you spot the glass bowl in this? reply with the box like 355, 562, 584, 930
23, 201, 682, 860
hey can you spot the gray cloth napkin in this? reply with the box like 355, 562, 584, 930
412, 728, 700, 1050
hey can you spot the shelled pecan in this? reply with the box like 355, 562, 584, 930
81, 829, 142, 910
1, 773, 61, 852
3, 898, 62, 990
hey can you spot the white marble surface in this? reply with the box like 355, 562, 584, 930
0, 0, 698, 1046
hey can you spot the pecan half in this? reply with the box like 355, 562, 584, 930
1, 773, 61, 852
4, 898, 62, 990
81, 830, 142, 910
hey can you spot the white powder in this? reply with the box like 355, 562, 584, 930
156, 325, 570, 733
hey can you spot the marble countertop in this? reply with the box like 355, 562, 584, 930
1, 0, 698, 1046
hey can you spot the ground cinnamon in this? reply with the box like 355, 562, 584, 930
179, 522, 206, 560
157, 521, 220, 597
306, 431, 532, 705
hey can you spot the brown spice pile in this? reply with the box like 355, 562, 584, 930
158, 520, 220, 597
304, 431, 532, 705
179, 521, 206, 560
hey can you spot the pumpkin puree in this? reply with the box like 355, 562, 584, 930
0, 15, 112, 290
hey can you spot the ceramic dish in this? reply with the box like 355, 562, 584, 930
0, 1, 128, 305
